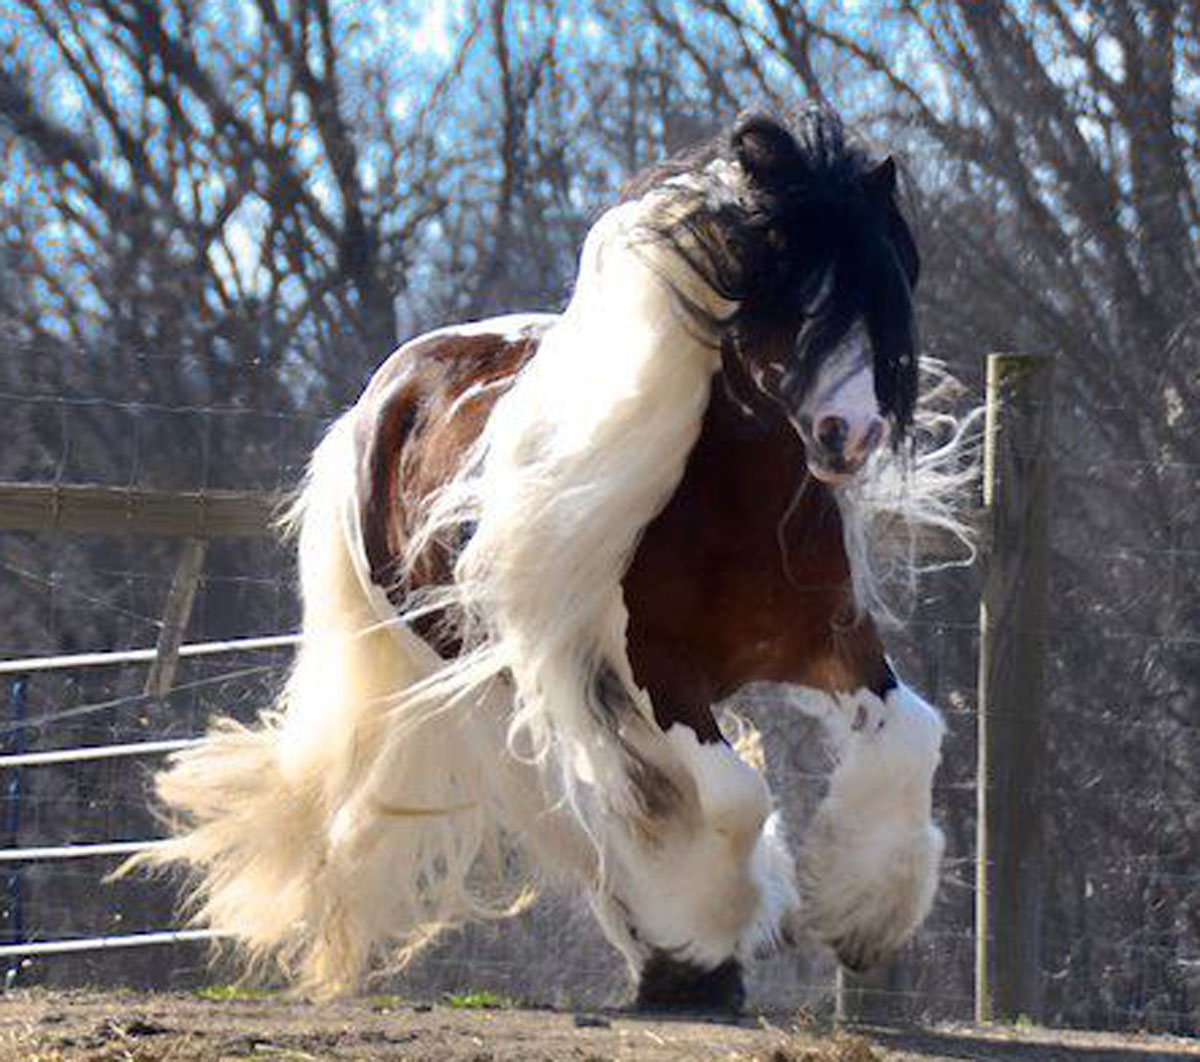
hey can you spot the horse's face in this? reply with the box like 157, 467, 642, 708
722, 118, 921, 485
739, 306, 908, 485
775, 323, 885, 484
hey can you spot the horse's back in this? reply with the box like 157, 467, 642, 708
350, 313, 555, 601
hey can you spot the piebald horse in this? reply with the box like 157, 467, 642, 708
143, 109, 965, 1012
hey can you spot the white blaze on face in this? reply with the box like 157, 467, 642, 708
798, 327, 885, 483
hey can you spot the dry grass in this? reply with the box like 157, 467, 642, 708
759, 1032, 882, 1062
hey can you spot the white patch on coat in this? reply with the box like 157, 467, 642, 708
417, 312, 559, 344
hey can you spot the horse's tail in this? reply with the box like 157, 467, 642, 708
127, 416, 579, 997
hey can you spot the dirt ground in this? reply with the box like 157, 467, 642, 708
3, 990, 1200, 1062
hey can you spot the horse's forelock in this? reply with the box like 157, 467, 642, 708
729, 109, 920, 437
625, 106, 921, 439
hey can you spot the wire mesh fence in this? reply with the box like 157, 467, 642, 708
0, 382, 1197, 1034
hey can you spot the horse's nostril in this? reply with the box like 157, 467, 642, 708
861, 417, 885, 456
815, 415, 848, 454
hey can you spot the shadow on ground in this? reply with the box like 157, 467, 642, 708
863, 1024, 1200, 1062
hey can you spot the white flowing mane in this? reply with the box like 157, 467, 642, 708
400, 190, 731, 821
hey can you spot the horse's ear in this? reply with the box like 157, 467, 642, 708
863, 156, 898, 202
732, 114, 801, 188
864, 156, 919, 285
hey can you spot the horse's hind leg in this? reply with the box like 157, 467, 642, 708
586, 714, 800, 1013
797, 675, 946, 972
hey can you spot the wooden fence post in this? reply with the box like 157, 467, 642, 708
975, 352, 1053, 1023
144, 537, 208, 698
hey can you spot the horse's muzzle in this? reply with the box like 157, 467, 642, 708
805, 414, 884, 484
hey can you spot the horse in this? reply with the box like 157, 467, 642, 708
138, 107, 970, 1013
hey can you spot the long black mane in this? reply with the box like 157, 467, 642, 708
626, 107, 920, 437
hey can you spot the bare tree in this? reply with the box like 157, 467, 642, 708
0, 0, 477, 412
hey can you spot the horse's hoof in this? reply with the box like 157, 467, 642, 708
832, 933, 886, 974
634, 953, 746, 1015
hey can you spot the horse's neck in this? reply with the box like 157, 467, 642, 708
698, 362, 845, 559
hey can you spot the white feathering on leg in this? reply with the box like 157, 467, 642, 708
593, 726, 775, 972
738, 811, 803, 959
800, 682, 946, 970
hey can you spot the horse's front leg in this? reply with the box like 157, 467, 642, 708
585, 676, 800, 1012
795, 665, 946, 971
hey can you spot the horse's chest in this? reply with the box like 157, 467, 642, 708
622, 391, 851, 699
